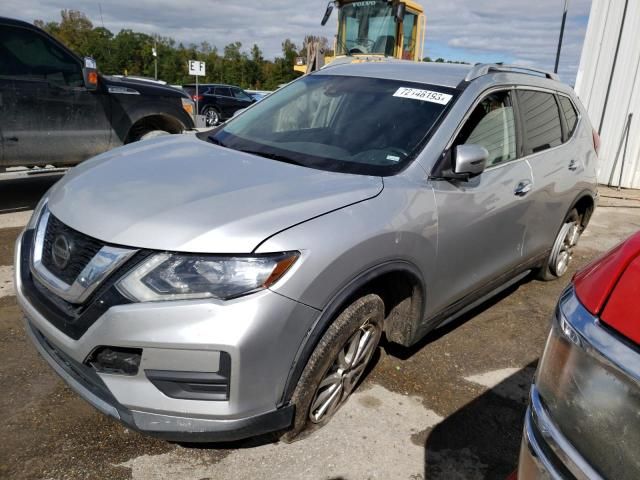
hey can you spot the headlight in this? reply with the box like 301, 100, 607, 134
117, 251, 299, 302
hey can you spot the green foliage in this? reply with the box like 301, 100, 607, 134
422, 56, 469, 65
34, 10, 302, 89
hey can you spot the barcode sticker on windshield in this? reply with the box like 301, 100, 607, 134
393, 87, 452, 105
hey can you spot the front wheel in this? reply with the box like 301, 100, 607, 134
138, 130, 170, 141
282, 294, 384, 442
538, 209, 582, 280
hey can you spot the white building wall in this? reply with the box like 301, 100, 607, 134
575, 0, 640, 188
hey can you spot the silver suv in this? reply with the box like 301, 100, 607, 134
16, 60, 599, 442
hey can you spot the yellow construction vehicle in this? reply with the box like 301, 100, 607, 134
295, 0, 426, 74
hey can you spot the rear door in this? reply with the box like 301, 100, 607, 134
431, 89, 535, 311
213, 87, 235, 119
517, 89, 579, 259
0, 23, 110, 168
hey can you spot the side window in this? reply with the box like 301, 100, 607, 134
455, 90, 517, 167
558, 95, 578, 140
401, 12, 418, 60
518, 90, 563, 154
0, 25, 83, 87
231, 88, 252, 101
215, 87, 231, 97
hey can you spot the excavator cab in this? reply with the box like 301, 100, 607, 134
296, 0, 425, 73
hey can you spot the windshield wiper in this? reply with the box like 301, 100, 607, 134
237, 149, 303, 166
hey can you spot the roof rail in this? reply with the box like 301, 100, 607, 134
464, 63, 560, 83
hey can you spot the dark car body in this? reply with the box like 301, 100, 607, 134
0, 17, 195, 170
183, 83, 255, 126
518, 232, 640, 479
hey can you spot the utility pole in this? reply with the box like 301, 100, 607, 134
152, 38, 158, 80
554, 0, 569, 74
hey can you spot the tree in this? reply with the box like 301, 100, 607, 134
33, 9, 306, 88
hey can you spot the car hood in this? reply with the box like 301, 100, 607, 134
102, 75, 188, 98
47, 134, 383, 253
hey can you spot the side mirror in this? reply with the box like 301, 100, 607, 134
321, 1, 334, 26
394, 2, 406, 23
453, 144, 488, 178
82, 57, 98, 91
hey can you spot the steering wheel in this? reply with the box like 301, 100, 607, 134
386, 147, 409, 159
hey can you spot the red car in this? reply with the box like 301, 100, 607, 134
518, 232, 640, 479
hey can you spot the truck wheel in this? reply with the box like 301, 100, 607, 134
282, 294, 384, 442
138, 130, 171, 141
537, 209, 582, 281
203, 107, 221, 127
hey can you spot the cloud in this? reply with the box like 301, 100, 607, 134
0, 0, 591, 81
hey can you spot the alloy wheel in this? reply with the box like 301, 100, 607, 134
550, 221, 581, 277
205, 109, 220, 127
309, 319, 381, 424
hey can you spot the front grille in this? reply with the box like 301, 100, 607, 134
41, 214, 104, 285
21, 230, 143, 340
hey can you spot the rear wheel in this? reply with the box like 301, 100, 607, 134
203, 106, 221, 127
282, 294, 384, 442
538, 209, 582, 280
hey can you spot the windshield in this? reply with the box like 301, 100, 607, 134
336, 0, 396, 56
206, 74, 457, 176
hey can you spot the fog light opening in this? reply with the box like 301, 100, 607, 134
87, 346, 142, 375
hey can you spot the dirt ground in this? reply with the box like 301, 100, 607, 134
1, 175, 639, 480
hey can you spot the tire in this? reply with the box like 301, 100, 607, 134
282, 294, 384, 442
537, 209, 582, 281
138, 130, 171, 141
203, 107, 221, 127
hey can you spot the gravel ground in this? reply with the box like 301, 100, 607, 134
1, 176, 639, 480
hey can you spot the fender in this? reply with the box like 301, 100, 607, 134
278, 260, 425, 406
109, 96, 192, 144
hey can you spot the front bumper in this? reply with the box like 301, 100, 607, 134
15, 230, 319, 441
518, 386, 601, 480
518, 287, 640, 479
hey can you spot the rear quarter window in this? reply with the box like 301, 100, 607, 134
558, 95, 579, 139
518, 90, 563, 155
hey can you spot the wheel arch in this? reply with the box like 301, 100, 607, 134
570, 190, 596, 229
279, 260, 426, 406
125, 114, 187, 143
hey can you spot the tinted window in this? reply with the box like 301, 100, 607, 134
0, 25, 82, 87
207, 75, 457, 176
455, 91, 517, 167
232, 88, 252, 101
518, 90, 563, 154
215, 87, 231, 97
558, 95, 578, 139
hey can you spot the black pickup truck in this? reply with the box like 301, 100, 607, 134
0, 17, 195, 170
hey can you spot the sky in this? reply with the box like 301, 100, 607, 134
0, 0, 592, 82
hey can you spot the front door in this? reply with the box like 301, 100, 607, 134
0, 24, 110, 168
430, 89, 535, 313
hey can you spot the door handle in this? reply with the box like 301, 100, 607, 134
514, 180, 532, 197
568, 160, 578, 171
